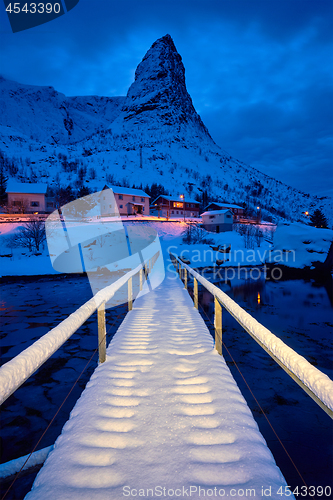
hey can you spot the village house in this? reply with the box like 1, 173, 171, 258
150, 195, 200, 218
6, 180, 55, 214
100, 185, 150, 216
205, 202, 244, 220
201, 209, 234, 233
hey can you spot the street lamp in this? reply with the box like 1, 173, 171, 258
256, 206, 261, 223
180, 194, 185, 222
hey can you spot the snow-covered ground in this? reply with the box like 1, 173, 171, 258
25, 266, 292, 500
0, 219, 274, 277
2, 218, 332, 278
270, 222, 333, 268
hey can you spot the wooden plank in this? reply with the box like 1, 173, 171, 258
194, 278, 198, 309
97, 302, 106, 364
139, 268, 143, 291
214, 297, 222, 355
128, 277, 133, 311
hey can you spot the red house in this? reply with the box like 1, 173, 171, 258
151, 195, 200, 219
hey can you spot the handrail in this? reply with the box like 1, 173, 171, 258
170, 253, 333, 419
0, 251, 159, 406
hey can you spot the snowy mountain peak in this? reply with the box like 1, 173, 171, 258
116, 35, 213, 141
132, 34, 184, 92
0, 36, 332, 225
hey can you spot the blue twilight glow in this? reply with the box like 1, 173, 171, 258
0, 0, 332, 196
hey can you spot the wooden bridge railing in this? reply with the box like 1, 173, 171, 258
0, 251, 160, 406
0, 251, 160, 482
170, 253, 333, 419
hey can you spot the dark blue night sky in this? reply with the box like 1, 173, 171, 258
1, 0, 332, 197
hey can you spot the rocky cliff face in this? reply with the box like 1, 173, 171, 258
114, 34, 213, 143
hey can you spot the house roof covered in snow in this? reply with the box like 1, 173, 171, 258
6, 180, 48, 194
205, 202, 243, 210
151, 195, 200, 205
201, 210, 233, 216
95, 184, 150, 198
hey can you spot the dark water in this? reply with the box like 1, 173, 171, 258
1, 273, 332, 499
188, 271, 333, 494
0, 274, 128, 500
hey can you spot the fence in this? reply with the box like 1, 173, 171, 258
170, 253, 333, 419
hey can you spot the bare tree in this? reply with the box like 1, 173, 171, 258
7, 220, 46, 252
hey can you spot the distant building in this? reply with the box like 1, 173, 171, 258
151, 195, 200, 218
201, 209, 233, 233
100, 185, 150, 216
205, 202, 244, 220
6, 180, 54, 213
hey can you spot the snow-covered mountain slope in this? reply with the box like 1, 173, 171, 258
0, 75, 124, 144
0, 35, 332, 225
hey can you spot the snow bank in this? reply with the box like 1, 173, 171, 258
270, 223, 333, 269
0, 447, 52, 479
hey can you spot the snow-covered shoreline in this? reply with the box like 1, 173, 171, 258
1, 220, 332, 279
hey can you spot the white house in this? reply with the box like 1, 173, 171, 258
99, 185, 150, 216
204, 202, 244, 220
201, 209, 233, 232
6, 180, 54, 213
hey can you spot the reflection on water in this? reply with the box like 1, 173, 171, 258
190, 271, 333, 490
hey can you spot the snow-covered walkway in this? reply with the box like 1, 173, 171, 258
25, 270, 291, 500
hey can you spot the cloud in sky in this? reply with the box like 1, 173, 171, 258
0, 0, 332, 196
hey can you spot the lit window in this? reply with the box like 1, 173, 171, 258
173, 202, 183, 208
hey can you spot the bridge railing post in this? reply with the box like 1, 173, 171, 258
193, 277, 198, 309
128, 276, 133, 311
184, 267, 187, 290
139, 268, 143, 291
214, 297, 222, 355
97, 301, 106, 363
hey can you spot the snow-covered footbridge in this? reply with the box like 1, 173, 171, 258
1, 254, 332, 500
